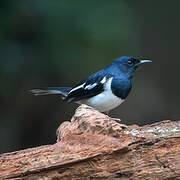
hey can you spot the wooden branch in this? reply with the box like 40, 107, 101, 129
0, 105, 180, 179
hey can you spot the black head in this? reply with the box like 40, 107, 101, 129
111, 56, 152, 78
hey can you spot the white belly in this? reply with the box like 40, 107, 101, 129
80, 77, 124, 112
85, 91, 123, 112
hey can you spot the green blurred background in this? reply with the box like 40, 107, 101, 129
1, 0, 180, 153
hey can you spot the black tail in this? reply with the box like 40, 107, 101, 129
29, 87, 71, 97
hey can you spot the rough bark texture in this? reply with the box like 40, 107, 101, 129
0, 105, 180, 180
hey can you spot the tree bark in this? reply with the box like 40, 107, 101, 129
0, 105, 180, 180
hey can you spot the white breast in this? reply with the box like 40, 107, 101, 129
82, 77, 124, 112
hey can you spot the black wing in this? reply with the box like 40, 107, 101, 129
65, 71, 108, 102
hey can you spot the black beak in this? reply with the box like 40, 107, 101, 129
140, 59, 152, 64
135, 59, 152, 67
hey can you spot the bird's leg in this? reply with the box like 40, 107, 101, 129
104, 111, 109, 116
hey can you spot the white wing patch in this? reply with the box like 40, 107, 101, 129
69, 83, 85, 94
84, 83, 97, 90
69, 76, 107, 94
100, 76, 106, 84
84, 76, 106, 90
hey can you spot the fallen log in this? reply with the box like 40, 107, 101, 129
0, 105, 180, 179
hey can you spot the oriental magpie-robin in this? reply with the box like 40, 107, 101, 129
30, 56, 151, 113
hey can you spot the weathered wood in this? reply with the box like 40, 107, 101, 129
0, 105, 180, 179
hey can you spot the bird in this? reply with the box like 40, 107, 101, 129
30, 56, 151, 113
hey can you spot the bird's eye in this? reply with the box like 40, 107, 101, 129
128, 60, 134, 66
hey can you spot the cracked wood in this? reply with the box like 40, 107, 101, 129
0, 105, 180, 179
